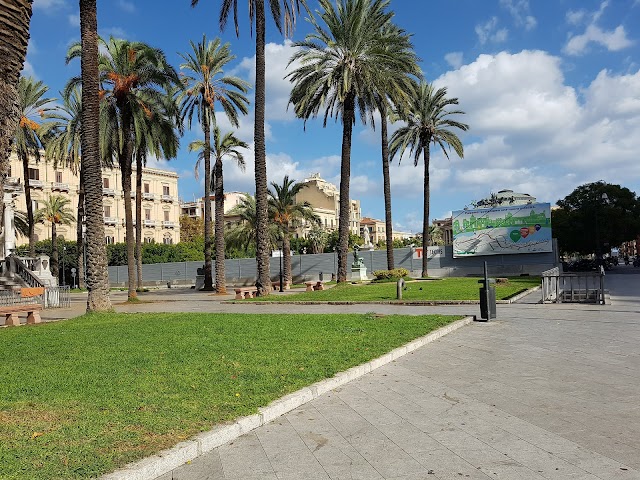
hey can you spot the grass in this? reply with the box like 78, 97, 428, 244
247, 276, 540, 302
0, 312, 461, 479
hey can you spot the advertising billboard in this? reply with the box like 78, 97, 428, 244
452, 203, 552, 257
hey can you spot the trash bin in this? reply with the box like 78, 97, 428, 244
478, 278, 496, 321
319, 272, 323, 281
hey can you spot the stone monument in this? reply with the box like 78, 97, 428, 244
350, 245, 368, 281
361, 225, 374, 251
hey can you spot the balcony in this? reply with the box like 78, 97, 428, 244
104, 217, 118, 225
162, 221, 175, 228
142, 192, 155, 200
52, 182, 70, 192
143, 219, 156, 227
28, 179, 43, 189
161, 194, 173, 202
103, 188, 116, 196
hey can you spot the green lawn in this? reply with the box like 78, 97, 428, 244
0, 312, 461, 479
247, 276, 540, 302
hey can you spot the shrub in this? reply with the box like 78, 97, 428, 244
373, 268, 409, 280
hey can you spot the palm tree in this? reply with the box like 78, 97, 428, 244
189, 127, 247, 293
288, 0, 408, 282
268, 175, 319, 284
69, 36, 179, 300
75, 0, 112, 311
225, 194, 279, 254
374, 23, 421, 270
178, 35, 249, 292
389, 81, 468, 277
191, 0, 307, 297
34, 195, 76, 281
12, 76, 56, 256
0, 1, 33, 228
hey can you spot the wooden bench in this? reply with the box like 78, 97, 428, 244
234, 287, 258, 300
304, 281, 326, 292
0, 304, 43, 326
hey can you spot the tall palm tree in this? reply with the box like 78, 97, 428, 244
69, 36, 179, 300
178, 35, 249, 292
75, 0, 112, 311
34, 195, 76, 280
0, 0, 33, 229
189, 127, 247, 294
374, 23, 421, 270
12, 76, 56, 256
288, 0, 408, 282
389, 81, 468, 277
268, 175, 319, 284
225, 194, 279, 254
191, 0, 307, 297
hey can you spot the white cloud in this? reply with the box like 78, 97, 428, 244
444, 52, 464, 69
500, 0, 537, 31
117, 0, 135, 13
68, 14, 80, 27
475, 17, 508, 45
21, 60, 37, 79
32, 0, 66, 12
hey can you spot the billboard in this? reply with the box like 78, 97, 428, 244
452, 203, 552, 257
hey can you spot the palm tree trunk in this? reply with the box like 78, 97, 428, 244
214, 155, 226, 293
76, 169, 85, 289
0, 1, 33, 232
202, 113, 214, 291
421, 141, 430, 278
51, 222, 58, 280
337, 92, 355, 283
380, 105, 394, 270
21, 151, 35, 256
79, 0, 112, 311
253, 0, 271, 296
135, 152, 143, 290
119, 105, 136, 300
283, 224, 292, 285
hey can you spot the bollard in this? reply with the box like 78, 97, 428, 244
319, 272, 323, 282
477, 261, 496, 321
396, 278, 405, 300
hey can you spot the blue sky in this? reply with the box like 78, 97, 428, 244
25, 0, 640, 234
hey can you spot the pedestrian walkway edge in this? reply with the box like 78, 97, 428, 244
100, 316, 474, 480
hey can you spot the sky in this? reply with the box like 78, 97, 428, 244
24, 0, 640, 234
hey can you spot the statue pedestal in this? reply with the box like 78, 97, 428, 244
351, 265, 368, 281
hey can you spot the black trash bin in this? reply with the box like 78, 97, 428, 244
319, 272, 323, 281
478, 278, 496, 321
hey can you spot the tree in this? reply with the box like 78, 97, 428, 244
390, 81, 468, 277
75, 0, 112, 311
179, 215, 205, 243
12, 76, 56, 256
69, 36, 179, 300
288, 0, 408, 282
306, 225, 328, 254
0, 1, 33, 234
34, 195, 76, 280
179, 35, 249, 292
226, 194, 279, 254
189, 128, 247, 293
191, 0, 308, 296
268, 175, 319, 284
553, 182, 640, 256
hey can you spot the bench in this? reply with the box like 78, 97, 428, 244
304, 281, 326, 292
272, 281, 290, 291
0, 304, 43, 326
234, 287, 258, 300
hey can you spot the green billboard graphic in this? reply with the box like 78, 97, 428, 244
452, 203, 552, 257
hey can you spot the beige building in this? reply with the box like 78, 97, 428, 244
8, 153, 181, 245
180, 191, 247, 220
294, 173, 361, 238
360, 217, 386, 245
432, 218, 453, 245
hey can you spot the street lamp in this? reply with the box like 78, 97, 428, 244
410, 244, 415, 273
279, 237, 284, 292
62, 245, 66, 286
595, 192, 610, 262
333, 246, 337, 277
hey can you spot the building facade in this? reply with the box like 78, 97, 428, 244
8, 153, 181, 245
180, 191, 247, 220
474, 189, 537, 208
360, 217, 386, 245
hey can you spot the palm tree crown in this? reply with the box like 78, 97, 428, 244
389, 81, 469, 277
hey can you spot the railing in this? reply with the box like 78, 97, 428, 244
542, 267, 605, 304
0, 286, 70, 309
11, 255, 44, 289
143, 192, 155, 200
104, 216, 118, 225
52, 182, 70, 191
162, 221, 174, 228
161, 194, 173, 202
143, 219, 156, 227
103, 187, 116, 196
28, 179, 44, 188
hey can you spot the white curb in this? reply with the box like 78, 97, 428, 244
100, 316, 474, 479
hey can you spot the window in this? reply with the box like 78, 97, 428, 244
55, 171, 63, 183
104, 206, 111, 217
28, 168, 39, 180
103, 178, 109, 188
164, 210, 170, 221
144, 183, 150, 194
105, 236, 115, 244
144, 237, 154, 244
163, 237, 173, 245
145, 209, 151, 220
163, 185, 170, 196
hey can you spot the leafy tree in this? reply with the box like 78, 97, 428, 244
268, 175, 319, 284
191, 0, 308, 296
390, 81, 468, 277
288, 0, 409, 282
325, 230, 363, 253
226, 194, 279, 254
34, 195, 76, 280
553, 181, 640, 256
12, 76, 56, 256
306, 225, 328, 254
189, 127, 248, 293
179, 35, 249, 292
179, 215, 205, 243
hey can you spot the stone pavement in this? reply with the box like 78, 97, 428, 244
142, 269, 640, 480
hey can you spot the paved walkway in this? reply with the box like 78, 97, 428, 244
147, 268, 638, 480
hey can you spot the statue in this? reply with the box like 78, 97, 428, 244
361, 225, 374, 250
351, 244, 367, 280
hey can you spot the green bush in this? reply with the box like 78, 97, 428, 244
372, 268, 409, 280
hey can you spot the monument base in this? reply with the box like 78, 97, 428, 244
351, 266, 368, 281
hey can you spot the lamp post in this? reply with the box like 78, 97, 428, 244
279, 237, 284, 292
62, 245, 66, 286
595, 192, 609, 262
333, 246, 337, 277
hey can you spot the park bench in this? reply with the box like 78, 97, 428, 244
304, 281, 326, 292
0, 304, 43, 326
234, 286, 258, 300
272, 281, 290, 291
